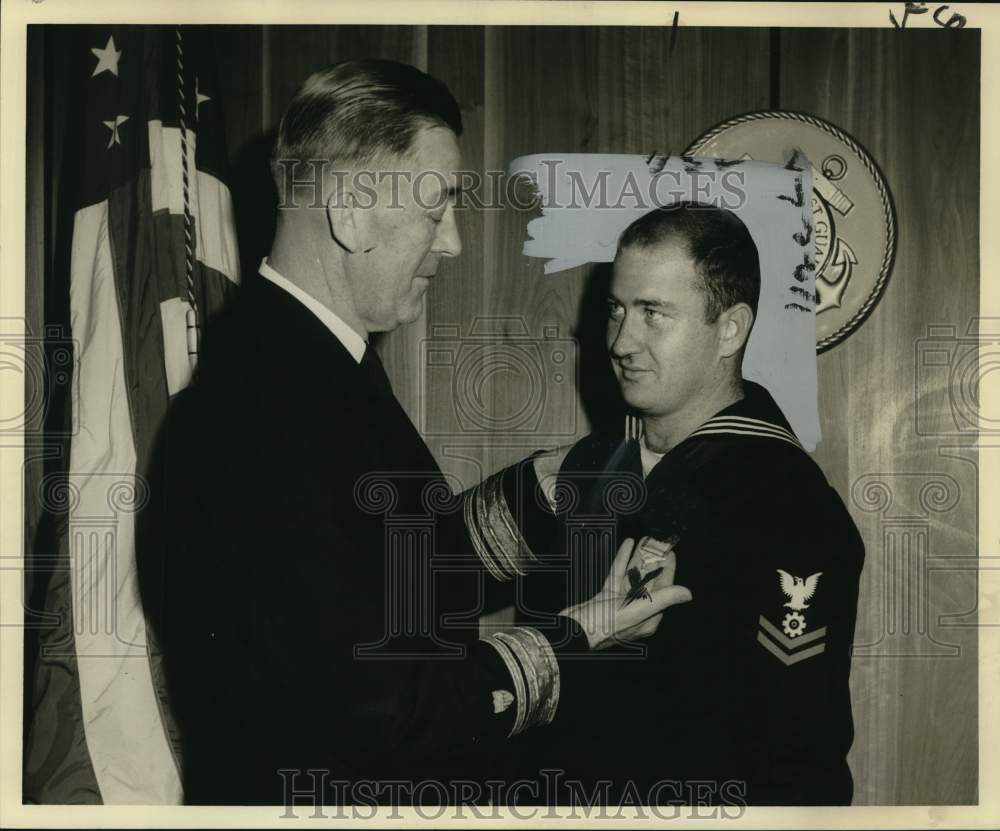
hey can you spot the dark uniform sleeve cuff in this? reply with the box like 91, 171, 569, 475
546, 613, 589, 658
478, 616, 588, 738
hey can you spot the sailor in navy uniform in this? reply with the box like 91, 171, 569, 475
490, 202, 865, 806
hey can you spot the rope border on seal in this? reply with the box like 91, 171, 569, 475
685, 110, 897, 354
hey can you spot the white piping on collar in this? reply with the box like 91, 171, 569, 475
690, 415, 803, 449
625, 412, 803, 450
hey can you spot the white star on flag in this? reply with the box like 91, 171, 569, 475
103, 115, 130, 148
91, 35, 122, 77
195, 77, 212, 118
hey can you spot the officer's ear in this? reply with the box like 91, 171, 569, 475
326, 177, 377, 254
718, 302, 754, 359
326, 183, 360, 253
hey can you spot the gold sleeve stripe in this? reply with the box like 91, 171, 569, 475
495, 632, 540, 734
464, 469, 538, 582
521, 626, 560, 727
491, 471, 539, 575
480, 625, 562, 737
481, 632, 528, 736
464, 489, 506, 582
474, 473, 513, 575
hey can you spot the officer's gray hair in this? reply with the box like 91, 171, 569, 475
270, 58, 462, 190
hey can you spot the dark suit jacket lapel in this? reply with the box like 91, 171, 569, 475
244, 278, 441, 476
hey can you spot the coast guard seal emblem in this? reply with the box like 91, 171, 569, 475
686, 111, 896, 352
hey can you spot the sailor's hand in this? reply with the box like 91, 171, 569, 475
560, 536, 692, 651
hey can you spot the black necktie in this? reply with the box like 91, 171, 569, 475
361, 345, 394, 400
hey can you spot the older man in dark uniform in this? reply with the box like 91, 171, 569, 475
138, 59, 692, 807
492, 202, 865, 806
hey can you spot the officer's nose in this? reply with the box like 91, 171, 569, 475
434, 205, 462, 259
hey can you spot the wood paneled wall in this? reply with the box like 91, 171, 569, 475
778, 28, 981, 805
27, 25, 980, 805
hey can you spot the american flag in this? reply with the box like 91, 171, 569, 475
24, 25, 239, 804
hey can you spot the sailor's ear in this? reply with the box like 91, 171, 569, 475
718, 303, 754, 359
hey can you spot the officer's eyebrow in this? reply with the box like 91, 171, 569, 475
427, 184, 462, 211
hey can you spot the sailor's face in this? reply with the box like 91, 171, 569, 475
607, 240, 725, 418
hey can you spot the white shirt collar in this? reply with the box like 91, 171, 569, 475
639, 432, 665, 479
258, 258, 366, 364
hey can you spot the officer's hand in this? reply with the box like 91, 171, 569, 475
559, 536, 692, 651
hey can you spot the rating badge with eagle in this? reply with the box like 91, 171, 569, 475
777, 569, 822, 638
756, 569, 829, 666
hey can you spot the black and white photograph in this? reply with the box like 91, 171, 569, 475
2, 0, 996, 825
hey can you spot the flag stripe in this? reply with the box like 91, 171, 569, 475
160, 298, 196, 396
22, 536, 103, 803
67, 200, 183, 803
148, 120, 239, 285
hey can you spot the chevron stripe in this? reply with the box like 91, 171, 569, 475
757, 632, 826, 666
758, 615, 827, 648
